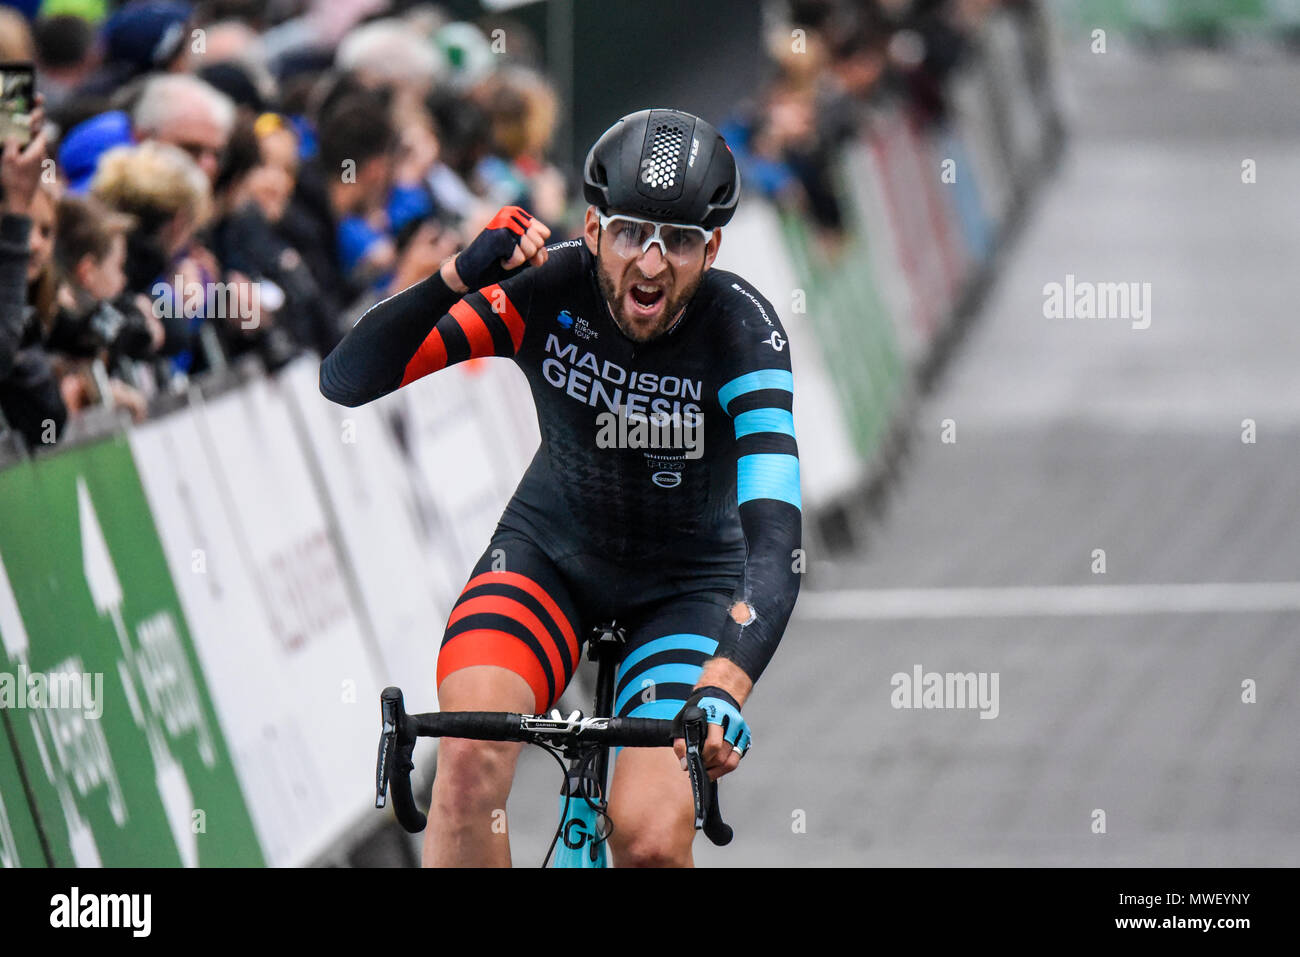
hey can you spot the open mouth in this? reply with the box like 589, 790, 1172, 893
627, 282, 665, 316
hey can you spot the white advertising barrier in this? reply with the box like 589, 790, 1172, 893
279, 356, 453, 700
982, 10, 1046, 184
130, 405, 337, 865
949, 65, 1014, 230
864, 108, 951, 346
397, 359, 534, 580
715, 199, 865, 510
908, 120, 973, 307
837, 138, 925, 367
461, 357, 542, 484
131, 380, 384, 866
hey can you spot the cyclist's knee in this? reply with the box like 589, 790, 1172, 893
609, 823, 693, 868
432, 737, 521, 813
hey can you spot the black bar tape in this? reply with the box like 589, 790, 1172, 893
412, 711, 523, 740
602, 717, 676, 747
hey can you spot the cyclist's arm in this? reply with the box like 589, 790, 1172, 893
318, 264, 531, 407
710, 300, 803, 694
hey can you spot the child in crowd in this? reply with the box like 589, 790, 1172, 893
47, 194, 162, 422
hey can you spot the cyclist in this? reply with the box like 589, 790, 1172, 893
320, 108, 801, 867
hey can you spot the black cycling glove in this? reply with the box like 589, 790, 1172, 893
454, 205, 536, 291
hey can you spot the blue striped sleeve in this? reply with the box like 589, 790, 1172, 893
737, 453, 801, 510
718, 369, 794, 415
733, 407, 796, 440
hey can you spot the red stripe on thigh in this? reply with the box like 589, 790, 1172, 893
436, 629, 551, 715
463, 571, 579, 665
449, 594, 568, 689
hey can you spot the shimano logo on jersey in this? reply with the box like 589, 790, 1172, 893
542, 334, 703, 421
595, 407, 704, 460
556, 309, 597, 340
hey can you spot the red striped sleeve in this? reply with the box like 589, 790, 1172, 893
479, 283, 525, 352
399, 327, 449, 387
450, 299, 495, 358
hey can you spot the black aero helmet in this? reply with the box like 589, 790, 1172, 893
583, 108, 739, 229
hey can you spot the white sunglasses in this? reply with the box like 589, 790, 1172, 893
597, 212, 712, 264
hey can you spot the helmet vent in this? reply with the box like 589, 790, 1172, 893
637, 117, 690, 197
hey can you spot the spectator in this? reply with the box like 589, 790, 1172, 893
335, 18, 445, 98
47, 196, 156, 423
77, 1, 194, 99
206, 115, 300, 370
190, 18, 265, 69
0, 100, 65, 448
23, 178, 57, 338
314, 90, 399, 292
472, 66, 567, 224
50, 197, 162, 368
0, 6, 34, 64
133, 73, 236, 184
425, 86, 494, 225
58, 111, 135, 196
32, 15, 99, 112
91, 140, 215, 377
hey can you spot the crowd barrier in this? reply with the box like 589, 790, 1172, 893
0, 6, 1063, 866
1063, 0, 1300, 39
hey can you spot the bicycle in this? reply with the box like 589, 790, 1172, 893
375, 621, 733, 867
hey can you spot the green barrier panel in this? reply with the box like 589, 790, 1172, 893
1065, 0, 1279, 33
777, 209, 904, 462
0, 435, 264, 866
0, 711, 48, 867
833, 160, 909, 413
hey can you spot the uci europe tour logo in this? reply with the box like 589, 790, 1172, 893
556, 310, 597, 341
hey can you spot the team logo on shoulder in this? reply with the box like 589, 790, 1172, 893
765, 330, 786, 351
556, 309, 597, 340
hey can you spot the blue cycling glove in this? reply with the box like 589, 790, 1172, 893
673, 686, 751, 756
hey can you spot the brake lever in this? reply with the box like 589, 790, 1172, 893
376, 689, 401, 808
681, 706, 710, 829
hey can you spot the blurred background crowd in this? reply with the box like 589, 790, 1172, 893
0, 0, 1046, 451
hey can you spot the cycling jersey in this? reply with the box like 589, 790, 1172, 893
319, 238, 802, 685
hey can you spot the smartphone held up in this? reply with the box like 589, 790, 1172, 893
0, 62, 35, 147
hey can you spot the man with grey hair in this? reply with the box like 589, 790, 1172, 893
132, 73, 235, 184
335, 18, 445, 95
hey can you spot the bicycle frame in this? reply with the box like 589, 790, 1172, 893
550, 622, 625, 867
